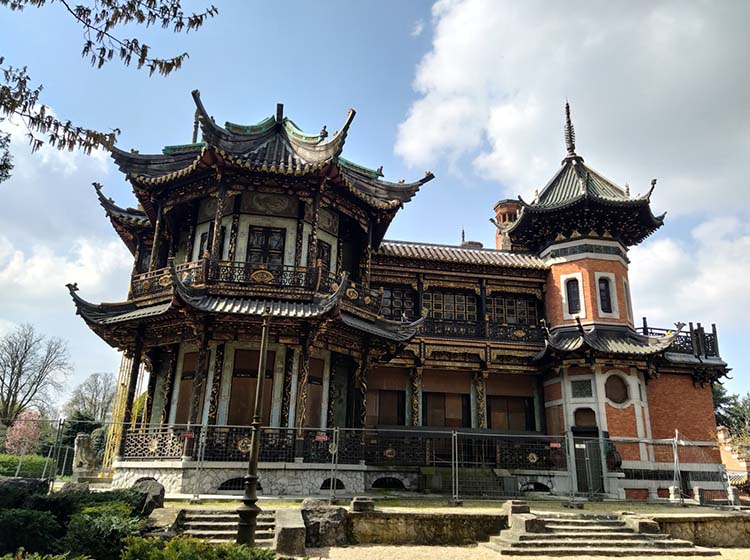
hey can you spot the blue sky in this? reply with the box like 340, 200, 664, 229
0, 0, 748, 407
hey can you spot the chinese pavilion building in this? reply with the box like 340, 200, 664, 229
68, 94, 729, 499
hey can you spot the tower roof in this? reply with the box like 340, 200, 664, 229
506, 103, 665, 252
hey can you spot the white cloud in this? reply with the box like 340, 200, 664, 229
411, 19, 425, 37
396, 0, 750, 216
629, 218, 750, 329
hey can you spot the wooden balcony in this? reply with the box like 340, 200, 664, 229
420, 319, 545, 344
129, 259, 384, 316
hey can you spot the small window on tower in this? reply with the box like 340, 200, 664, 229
566, 279, 581, 315
599, 277, 613, 314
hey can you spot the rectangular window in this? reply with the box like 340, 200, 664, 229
246, 226, 286, 269
197, 221, 226, 260
303, 358, 325, 428
487, 396, 534, 431
380, 286, 417, 320
422, 392, 471, 428
174, 352, 201, 425
227, 349, 276, 426
316, 239, 332, 271
487, 295, 538, 325
423, 292, 477, 321
571, 379, 593, 398
378, 390, 405, 426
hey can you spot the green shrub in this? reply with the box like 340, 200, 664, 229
26, 488, 145, 525
121, 537, 276, 560
63, 512, 141, 560
0, 454, 51, 478
0, 551, 91, 560
0, 510, 62, 555
80, 500, 133, 517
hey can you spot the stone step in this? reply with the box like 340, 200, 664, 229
184, 514, 275, 523
183, 529, 274, 540
545, 524, 630, 532
536, 512, 621, 520
481, 542, 720, 556
493, 538, 696, 549
184, 521, 275, 531
206, 538, 274, 547
541, 519, 626, 527
516, 532, 664, 541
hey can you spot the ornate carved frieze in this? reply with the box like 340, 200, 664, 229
423, 278, 481, 295
159, 347, 178, 425
474, 370, 488, 429
280, 347, 296, 427
410, 367, 422, 427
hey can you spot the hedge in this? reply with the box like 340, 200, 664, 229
0, 509, 63, 555
121, 537, 276, 560
0, 454, 51, 478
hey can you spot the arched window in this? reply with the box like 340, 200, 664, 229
566, 279, 581, 315
574, 407, 597, 427
598, 277, 613, 314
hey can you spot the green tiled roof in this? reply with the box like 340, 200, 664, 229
532, 158, 632, 209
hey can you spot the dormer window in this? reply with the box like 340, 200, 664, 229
598, 277, 613, 314
566, 278, 581, 315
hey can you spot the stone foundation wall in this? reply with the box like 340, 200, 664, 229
349, 511, 507, 545
653, 514, 750, 547
113, 461, 421, 496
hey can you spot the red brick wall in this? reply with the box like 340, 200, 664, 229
625, 488, 649, 500
646, 374, 717, 442
546, 405, 564, 435
605, 404, 638, 438
657, 488, 669, 499
546, 259, 631, 328
544, 382, 562, 402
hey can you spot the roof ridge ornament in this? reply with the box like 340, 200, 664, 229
564, 101, 576, 157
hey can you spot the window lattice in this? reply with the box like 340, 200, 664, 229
487, 296, 538, 326
423, 292, 477, 321
380, 287, 416, 320
571, 379, 593, 399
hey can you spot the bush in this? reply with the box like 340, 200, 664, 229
80, 500, 134, 517
26, 488, 145, 525
121, 537, 276, 560
0, 454, 50, 478
0, 552, 91, 560
63, 512, 141, 560
0, 510, 62, 555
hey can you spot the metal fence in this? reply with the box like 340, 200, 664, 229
0, 417, 735, 505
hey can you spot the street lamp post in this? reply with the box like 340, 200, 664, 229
237, 309, 271, 545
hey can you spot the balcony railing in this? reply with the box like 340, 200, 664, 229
207, 262, 319, 291
420, 319, 544, 344
644, 321, 720, 357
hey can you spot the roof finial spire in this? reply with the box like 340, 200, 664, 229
461, 226, 465, 244
564, 101, 576, 157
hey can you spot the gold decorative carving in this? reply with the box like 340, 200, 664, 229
486, 284, 543, 299
236, 437, 252, 454
423, 278, 481, 295
513, 329, 527, 338
364, 296, 371, 304
346, 288, 360, 300
251, 269, 275, 284
142, 280, 151, 290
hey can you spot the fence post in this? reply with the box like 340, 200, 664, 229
451, 431, 459, 503
50, 418, 65, 491
328, 427, 339, 503
672, 429, 684, 504
566, 431, 578, 497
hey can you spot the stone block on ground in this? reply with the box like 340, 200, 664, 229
302, 498, 350, 547
0, 476, 49, 496
60, 481, 90, 493
351, 496, 375, 512
623, 514, 660, 534
133, 478, 165, 515
274, 508, 306, 557
502, 499, 530, 516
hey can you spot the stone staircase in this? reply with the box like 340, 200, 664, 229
482, 511, 720, 556
179, 509, 276, 547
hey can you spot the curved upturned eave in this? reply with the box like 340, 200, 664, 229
336, 163, 434, 210
66, 283, 135, 324
192, 89, 354, 167
94, 183, 150, 227
110, 145, 205, 179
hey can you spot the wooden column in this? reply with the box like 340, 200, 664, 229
188, 329, 210, 427
143, 349, 160, 426
360, 228, 373, 288
184, 201, 198, 263
295, 342, 312, 434
474, 370, 488, 429
294, 200, 306, 268
227, 195, 242, 261
410, 367, 423, 427
117, 334, 143, 458
280, 348, 297, 428
148, 202, 164, 271
306, 190, 321, 267
159, 346, 179, 425
210, 185, 227, 261
207, 343, 225, 424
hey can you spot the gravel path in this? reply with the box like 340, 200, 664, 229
306, 545, 750, 560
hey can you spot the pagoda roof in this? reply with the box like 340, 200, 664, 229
534, 322, 680, 361
109, 90, 433, 220
506, 103, 665, 252
94, 183, 151, 254
377, 240, 546, 269
340, 310, 426, 343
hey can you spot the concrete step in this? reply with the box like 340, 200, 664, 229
515, 532, 664, 541
541, 519, 626, 527
481, 542, 720, 556
184, 521, 274, 531
544, 524, 630, 532
536, 513, 621, 520
183, 529, 274, 540
183, 514, 275, 523
206, 538, 274, 547
493, 538, 696, 549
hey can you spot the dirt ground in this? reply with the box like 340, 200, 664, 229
306, 545, 750, 560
